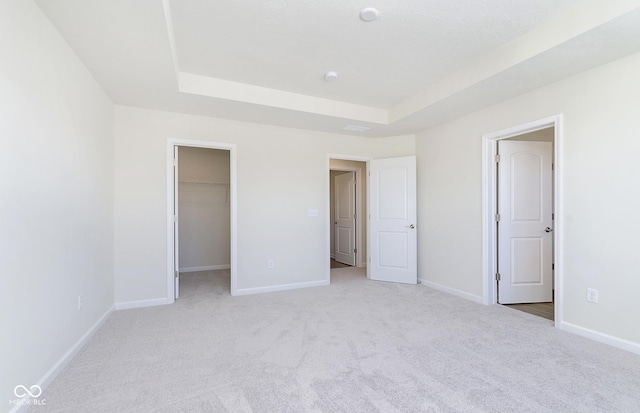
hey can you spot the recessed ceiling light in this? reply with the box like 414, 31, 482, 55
360, 7, 379, 22
343, 124, 370, 132
325, 71, 338, 82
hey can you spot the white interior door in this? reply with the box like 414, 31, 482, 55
334, 172, 356, 266
498, 140, 553, 304
173, 146, 180, 299
369, 156, 417, 284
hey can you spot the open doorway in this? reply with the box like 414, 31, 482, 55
176, 146, 230, 299
328, 158, 368, 274
482, 115, 562, 325
327, 154, 418, 285
498, 128, 554, 320
167, 140, 237, 302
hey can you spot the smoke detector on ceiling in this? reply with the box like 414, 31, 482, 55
325, 71, 338, 82
360, 7, 379, 22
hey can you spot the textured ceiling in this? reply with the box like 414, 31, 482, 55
171, 0, 581, 108
34, 0, 640, 137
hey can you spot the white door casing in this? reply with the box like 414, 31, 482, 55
167, 139, 237, 302
173, 146, 180, 299
498, 141, 553, 304
334, 172, 356, 266
369, 156, 417, 284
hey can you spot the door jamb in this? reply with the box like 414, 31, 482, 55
326, 154, 371, 284
481, 115, 563, 326
167, 139, 238, 301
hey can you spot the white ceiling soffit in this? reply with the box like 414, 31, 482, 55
36, 0, 640, 137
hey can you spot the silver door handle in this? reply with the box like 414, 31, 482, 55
545, 227, 553, 232
409, 224, 415, 229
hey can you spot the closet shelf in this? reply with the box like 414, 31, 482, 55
179, 181, 229, 186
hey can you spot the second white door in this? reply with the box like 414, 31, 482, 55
498, 140, 553, 304
335, 172, 356, 266
369, 156, 417, 284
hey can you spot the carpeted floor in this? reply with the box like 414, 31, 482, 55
33, 267, 640, 412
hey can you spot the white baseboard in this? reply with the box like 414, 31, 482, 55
179, 265, 230, 273
418, 278, 484, 304
8, 305, 115, 413
234, 280, 329, 296
114, 297, 170, 310
560, 321, 640, 355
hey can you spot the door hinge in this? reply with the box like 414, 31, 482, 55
495, 154, 500, 163
354, 248, 357, 253
173, 215, 178, 223
495, 213, 500, 222
495, 273, 501, 281
175, 270, 179, 278
354, 213, 357, 219
552, 263, 555, 270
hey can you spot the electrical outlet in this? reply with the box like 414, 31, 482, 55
267, 260, 275, 269
77, 295, 83, 311
586, 288, 598, 303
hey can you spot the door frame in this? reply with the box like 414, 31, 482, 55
481, 115, 563, 325
326, 154, 371, 283
167, 139, 238, 300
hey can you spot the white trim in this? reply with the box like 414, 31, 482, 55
167, 139, 238, 300
179, 265, 230, 273
7, 305, 115, 413
481, 115, 563, 327
560, 322, 640, 356
235, 280, 329, 296
114, 298, 170, 310
326, 154, 372, 284
419, 278, 484, 304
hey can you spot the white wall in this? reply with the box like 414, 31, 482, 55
416, 51, 640, 347
0, 0, 114, 406
114, 106, 414, 302
178, 147, 230, 270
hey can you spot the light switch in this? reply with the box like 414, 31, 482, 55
308, 208, 319, 217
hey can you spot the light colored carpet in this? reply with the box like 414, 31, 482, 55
33, 267, 640, 412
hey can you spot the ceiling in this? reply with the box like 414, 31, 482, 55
35, 0, 640, 137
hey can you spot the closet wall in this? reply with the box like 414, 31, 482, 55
178, 147, 230, 271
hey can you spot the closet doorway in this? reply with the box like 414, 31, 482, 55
167, 140, 237, 302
